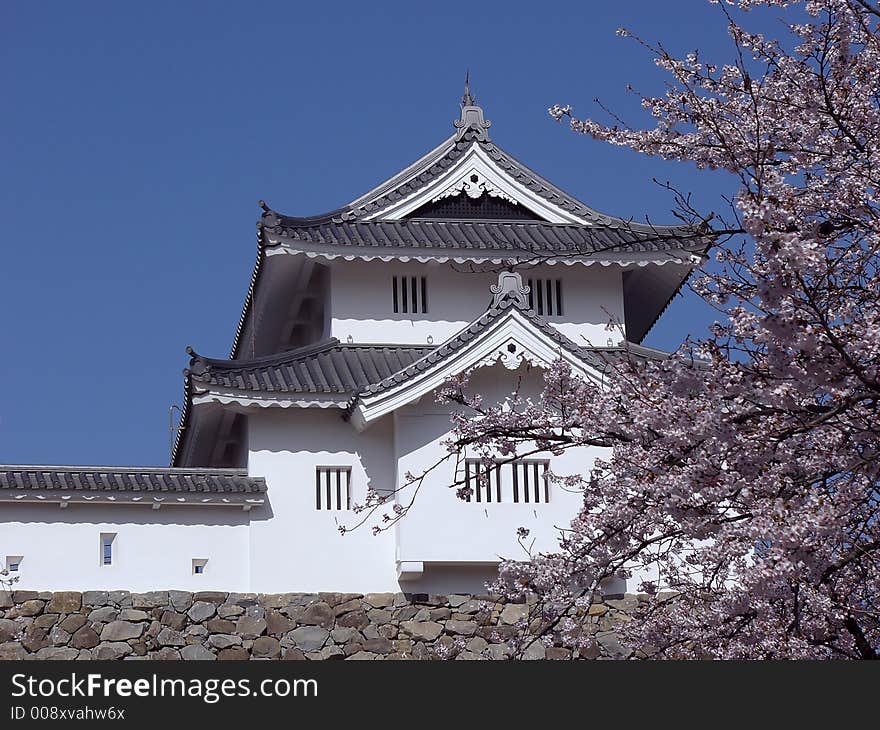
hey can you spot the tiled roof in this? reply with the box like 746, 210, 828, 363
262, 218, 707, 258
176, 297, 672, 466
188, 339, 433, 394
189, 301, 668, 404
230, 101, 711, 358
337, 127, 615, 224
0, 466, 267, 495
356, 291, 668, 399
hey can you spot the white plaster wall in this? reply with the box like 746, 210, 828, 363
329, 260, 625, 347
246, 408, 400, 593
245, 362, 617, 595
393, 364, 597, 567
0, 504, 251, 592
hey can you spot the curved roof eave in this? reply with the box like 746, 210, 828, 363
259, 100, 704, 232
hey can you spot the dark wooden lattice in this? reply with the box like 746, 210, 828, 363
407, 194, 543, 221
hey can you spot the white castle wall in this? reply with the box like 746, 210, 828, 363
0, 504, 251, 592
246, 363, 602, 595
329, 260, 626, 347
393, 365, 597, 567
246, 409, 399, 593
3, 370, 638, 596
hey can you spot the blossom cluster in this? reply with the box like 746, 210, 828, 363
455, 0, 880, 659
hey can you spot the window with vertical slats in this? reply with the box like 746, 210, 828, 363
315, 466, 352, 510
461, 459, 550, 504
510, 460, 550, 504
464, 459, 503, 503
392, 276, 428, 314
526, 278, 563, 316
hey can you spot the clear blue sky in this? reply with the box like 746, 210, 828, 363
2, 1, 765, 466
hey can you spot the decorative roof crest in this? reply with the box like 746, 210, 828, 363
430, 169, 518, 205
490, 270, 530, 308
454, 72, 491, 142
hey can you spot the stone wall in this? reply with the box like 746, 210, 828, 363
0, 589, 636, 660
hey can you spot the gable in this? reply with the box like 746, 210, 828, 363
363, 143, 593, 225
348, 307, 606, 430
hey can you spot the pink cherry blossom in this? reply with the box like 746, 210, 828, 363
457, 0, 880, 659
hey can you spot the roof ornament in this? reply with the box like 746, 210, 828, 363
462, 70, 475, 107
490, 270, 530, 308
184, 346, 209, 376
454, 71, 491, 142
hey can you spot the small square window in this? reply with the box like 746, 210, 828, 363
5, 555, 22, 573
527, 278, 563, 316
315, 466, 352, 510
192, 558, 208, 575
100, 533, 116, 566
392, 275, 428, 314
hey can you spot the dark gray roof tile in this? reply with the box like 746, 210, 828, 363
190, 339, 434, 395
356, 292, 671, 401
0, 467, 266, 495
263, 219, 707, 258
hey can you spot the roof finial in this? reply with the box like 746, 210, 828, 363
454, 71, 491, 142
462, 70, 475, 108
490, 270, 530, 309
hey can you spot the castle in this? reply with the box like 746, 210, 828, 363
0, 88, 706, 595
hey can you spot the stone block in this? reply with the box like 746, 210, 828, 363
168, 591, 193, 612
33, 613, 60, 629
70, 626, 100, 650
59, 614, 87, 634
300, 602, 334, 628
160, 610, 187, 631
118, 609, 150, 622
187, 601, 216, 623
46, 592, 82, 614
499, 604, 528, 625
35, 646, 79, 660
82, 591, 108, 607
88, 606, 118, 623
218, 646, 250, 660
94, 642, 132, 660
289, 626, 329, 652
252, 636, 281, 659
445, 620, 477, 636
193, 591, 228, 605
364, 593, 395, 608
100, 621, 144, 642
16, 600, 45, 617
235, 615, 267, 639
400, 621, 443, 641
207, 634, 242, 650
180, 644, 216, 661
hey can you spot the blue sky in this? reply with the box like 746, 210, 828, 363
1, 1, 767, 465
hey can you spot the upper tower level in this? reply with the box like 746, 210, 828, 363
173, 83, 711, 468
228, 85, 709, 358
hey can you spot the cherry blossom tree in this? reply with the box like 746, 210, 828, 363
444, 0, 880, 659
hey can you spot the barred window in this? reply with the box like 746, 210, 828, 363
527, 278, 563, 316
462, 459, 550, 504
511, 460, 550, 504
315, 466, 352, 510
464, 459, 503, 503
392, 275, 428, 314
